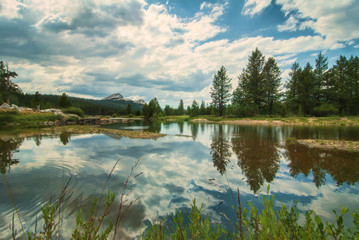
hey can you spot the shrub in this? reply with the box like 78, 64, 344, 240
62, 107, 85, 118
313, 103, 339, 117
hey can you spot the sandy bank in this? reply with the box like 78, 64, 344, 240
294, 139, 359, 152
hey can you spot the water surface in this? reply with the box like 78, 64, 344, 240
1, 121, 359, 239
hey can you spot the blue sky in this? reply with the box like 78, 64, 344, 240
1, 0, 358, 107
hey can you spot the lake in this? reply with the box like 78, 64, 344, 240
1, 121, 359, 239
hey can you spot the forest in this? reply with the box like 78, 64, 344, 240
1, 49, 359, 118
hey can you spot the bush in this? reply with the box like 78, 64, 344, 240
313, 103, 339, 117
62, 107, 85, 118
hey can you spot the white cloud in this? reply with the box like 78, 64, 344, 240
276, 0, 359, 43
2, 0, 357, 106
278, 15, 299, 32
242, 0, 272, 16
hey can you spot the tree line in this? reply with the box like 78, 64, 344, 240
2, 49, 359, 118
144, 48, 359, 119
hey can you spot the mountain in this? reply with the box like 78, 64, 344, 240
102, 93, 146, 105
102, 93, 124, 101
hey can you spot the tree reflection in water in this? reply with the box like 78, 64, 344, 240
0, 136, 24, 174
286, 142, 359, 188
231, 126, 280, 193
210, 125, 232, 175
60, 131, 71, 145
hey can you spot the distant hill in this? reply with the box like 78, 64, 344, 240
11, 93, 145, 116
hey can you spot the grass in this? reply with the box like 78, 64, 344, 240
11, 183, 359, 239
46, 125, 165, 139
0, 110, 62, 129
185, 115, 359, 126
293, 138, 359, 152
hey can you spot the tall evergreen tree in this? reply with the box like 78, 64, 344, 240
314, 52, 328, 106
59, 93, 71, 108
199, 100, 206, 115
32, 91, 41, 109
210, 65, 232, 116
298, 63, 315, 115
285, 62, 302, 114
239, 48, 265, 111
190, 100, 199, 117
177, 99, 184, 115
333, 56, 350, 115
262, 57, 281, 115
126, 104, 132, 115
148, 97, 162, 117
347, 56, 359, 115
0, 61, 21, 104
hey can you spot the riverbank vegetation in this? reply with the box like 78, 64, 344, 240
17, 185, 359, 239
288, 138, 359, 152
143, 50, 359, 120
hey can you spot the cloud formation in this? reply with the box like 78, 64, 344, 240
1, 0, 358, 106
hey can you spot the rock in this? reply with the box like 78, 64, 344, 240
41, 108, 62, 113
0, 103, 11, 109
102, 93, 124, 101
19, 107, 33, 111
11, 104, 21, 112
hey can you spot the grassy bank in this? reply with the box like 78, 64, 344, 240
22, 186, 359, 239
47, 125, 164, 139
0, 110, 62, 128
187, 115, 359, 126
288, 138, 359, 152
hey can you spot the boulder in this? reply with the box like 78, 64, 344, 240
0, 103, 11, 109
11, 104, 21, 112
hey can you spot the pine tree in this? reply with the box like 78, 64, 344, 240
210, 66, 232, 116
177, 99, 184, 115
235, 48, 266, 115
59, 93, 71, 108
190, 100, 199, 117
199, 101, 206, 115
314, 52, 328, 106
126, 104, 132, 115
262, 57, 281, 115
285, 62, 302, 114
0, 61, 21, 104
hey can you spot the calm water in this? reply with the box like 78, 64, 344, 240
1, 121, 359, 239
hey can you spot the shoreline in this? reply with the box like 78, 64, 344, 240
189, 117, 359, 126
0, 125, 165, 139
292, 139, 359, 152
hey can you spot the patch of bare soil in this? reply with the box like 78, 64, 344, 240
296, 139, 359, 152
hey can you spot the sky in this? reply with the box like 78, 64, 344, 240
1, 0, 359, 107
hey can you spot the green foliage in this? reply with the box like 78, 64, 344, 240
126, 104, 132, 115
233, 49, 282, 117
211, 66, 232, 116
190, 100, 199, 117
177, 99, 184, 115
0, 112, 62, 128
31, 91, 41, 109
285, 54, 359, 117
62, 107, 85, 118
313, 103, 339, 117
143, 97, 162, 120
143, 200, 223, 240
72, 190, 116, 240
59, 93, 71, 108
0, 61, 21, 104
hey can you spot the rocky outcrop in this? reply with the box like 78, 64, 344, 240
0, 103, 11, 109
102, 93, 146, 105
102, 93, 124, 101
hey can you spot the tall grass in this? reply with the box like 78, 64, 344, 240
143, 186, 359, 239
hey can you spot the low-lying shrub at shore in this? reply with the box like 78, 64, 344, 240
62, 107, 85, 118
0, 111, 62, 128
9, 185, 359, 239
